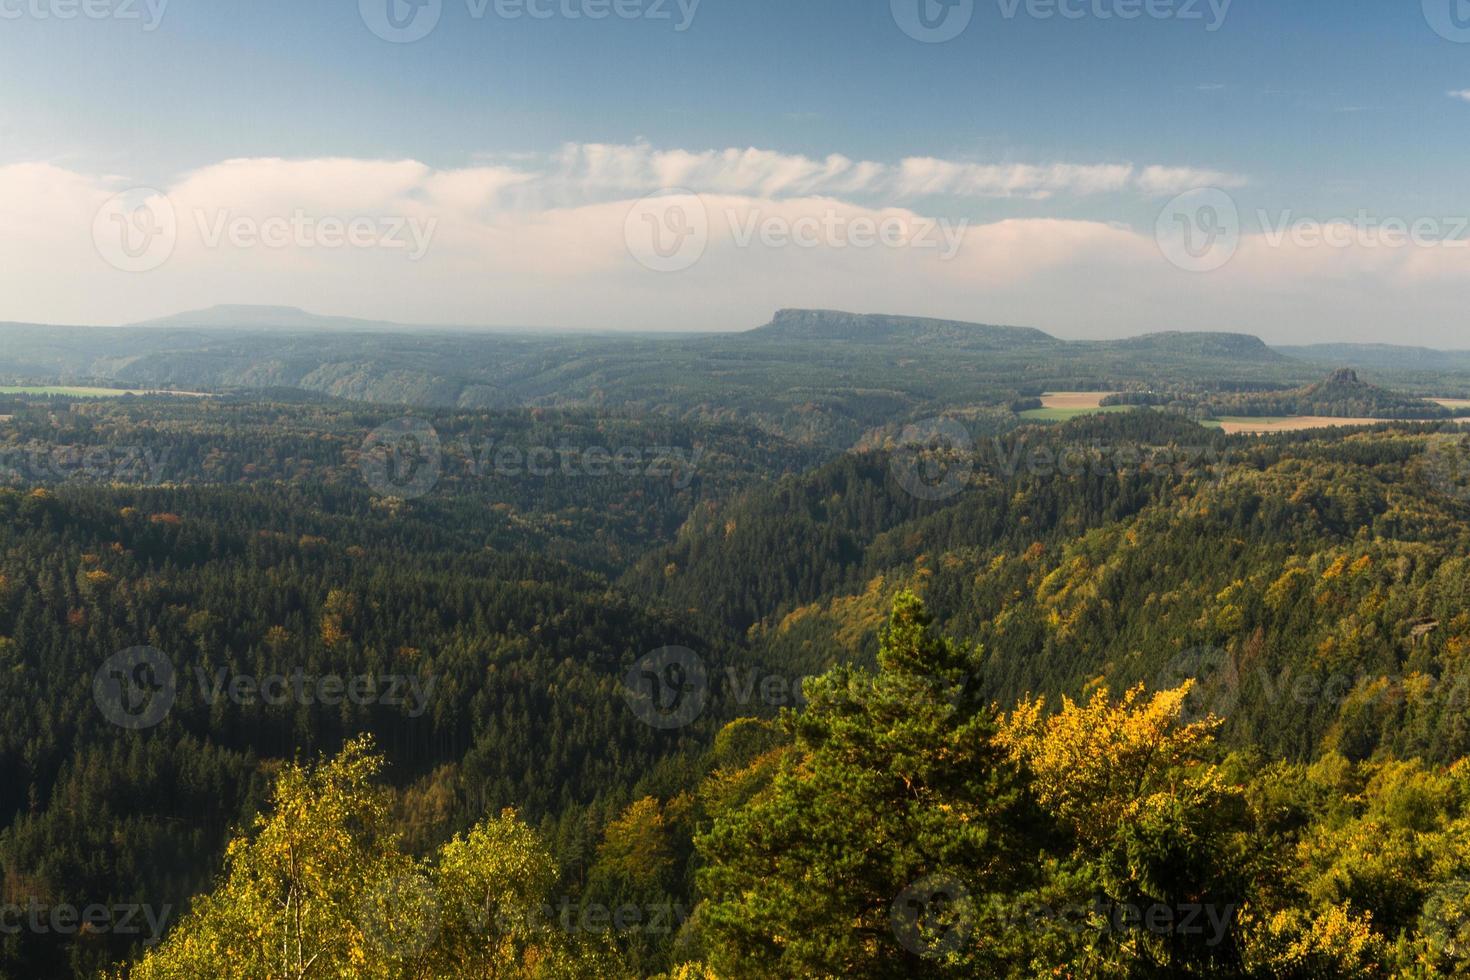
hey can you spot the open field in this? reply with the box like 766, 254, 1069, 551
1021, 405, 1135, 422
1040, 391, 1119, 410
1208, 416, 1389, 434
1021, 391, 1131, 422
1433, 399, 1470, 412
0, 385, 211, 398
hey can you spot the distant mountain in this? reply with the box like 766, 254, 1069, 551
751, 309, 1060, 348
1103, 331, 1282, 361
126, 305, 410, 332
1277, 342, 1470, 375
1198, 367, 1452, 419
6, 307, 1467, 442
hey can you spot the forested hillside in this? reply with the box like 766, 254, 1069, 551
1104, 369, 1460, 420
10, 310, 1468, 449
5, 388, 1470, 977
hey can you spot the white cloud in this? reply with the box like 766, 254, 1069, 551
535, 142, 1244, 202
1449, 90, 1470, 103
1135, 166, 1250, 195
10, 150, 1470, 345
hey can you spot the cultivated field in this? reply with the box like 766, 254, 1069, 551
1021, 391, 1131, 422
1208, 416, 1388, 435
1041, 391, 1119, 410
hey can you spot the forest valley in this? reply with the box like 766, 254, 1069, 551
4, 389, 1470, 977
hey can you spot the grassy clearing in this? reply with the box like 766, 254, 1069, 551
0, 385, 207, 398
1020, 405, 1135, 422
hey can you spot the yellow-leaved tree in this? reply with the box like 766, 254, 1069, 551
996, 682, 1227, 849
114, 737, 613, 979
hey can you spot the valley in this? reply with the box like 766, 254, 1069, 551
3, 310, 1470, 977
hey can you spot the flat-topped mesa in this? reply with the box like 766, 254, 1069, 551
755, 309, 1059, 347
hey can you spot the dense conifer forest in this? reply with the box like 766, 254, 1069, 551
5, 361, 1470, 976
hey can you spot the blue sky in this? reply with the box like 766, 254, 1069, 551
3, 0, 1470, 340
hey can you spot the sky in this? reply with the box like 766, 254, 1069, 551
2, 0, 1469, 343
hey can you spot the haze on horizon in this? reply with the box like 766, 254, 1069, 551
3, 0, 1469, 344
